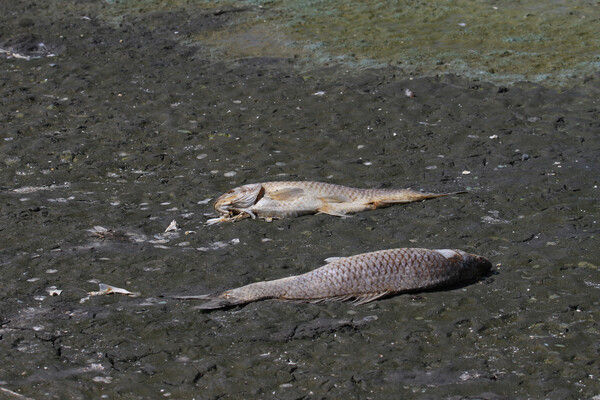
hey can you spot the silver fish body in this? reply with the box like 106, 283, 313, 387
207, 181, 461, 224
176, 248, 491, 309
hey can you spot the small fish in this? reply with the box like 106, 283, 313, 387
206, 181, 462, 224
174, 248, 491, 310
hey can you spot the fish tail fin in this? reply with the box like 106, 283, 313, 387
174, 289, 255, 310
193, 297, 248, 310
420, 190, 468, 199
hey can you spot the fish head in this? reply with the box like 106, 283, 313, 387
213, 183, 264, 218
435, 249, 492, 281
455, 250, 492, 281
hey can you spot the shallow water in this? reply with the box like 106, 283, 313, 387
1, 1, 599, 399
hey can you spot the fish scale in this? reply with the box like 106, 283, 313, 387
175, 248, 492, 309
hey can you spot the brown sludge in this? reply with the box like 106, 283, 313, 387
175, 248, 491, 309
207, 181, 464, 224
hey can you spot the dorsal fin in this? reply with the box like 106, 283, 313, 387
434, 249, 462, 262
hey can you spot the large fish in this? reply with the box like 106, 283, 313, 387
206, 181, 462, 224
175, 248, 491, 310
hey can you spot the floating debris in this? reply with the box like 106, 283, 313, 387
11, 182, 71, 194
165, 220, 180, 232
197, 238, 240, 251
462, 170, 471, 175
313, 91, 326, 96
584, 280, 600, 289
404, 88, 415, 97
88, 283, 140, 297
88, 226, 136, 242
46, 286, 63, 296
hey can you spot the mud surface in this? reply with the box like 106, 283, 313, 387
1, 1, 599, 399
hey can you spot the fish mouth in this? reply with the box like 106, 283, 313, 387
214, 201, 255, 221
461, 254, 492, 281
214, 193, 238, 215
213, 184, 264, 219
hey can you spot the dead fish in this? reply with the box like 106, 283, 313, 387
174, 248, 491, 310
206, 181, 462, 224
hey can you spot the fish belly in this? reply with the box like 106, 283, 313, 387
251, 196, 324, 219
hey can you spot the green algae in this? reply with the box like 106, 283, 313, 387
102, 0, 600, 87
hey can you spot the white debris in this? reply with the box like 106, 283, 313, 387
89, 226, 110, 234
12, 182, 71, 194
46, 286, 63, 296
165, 219, 180, 232
88, 283, 140, 297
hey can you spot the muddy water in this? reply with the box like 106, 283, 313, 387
1, 1, 599, 399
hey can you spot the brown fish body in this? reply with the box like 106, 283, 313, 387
207, 181, 460, 224
176, 248, 491, 309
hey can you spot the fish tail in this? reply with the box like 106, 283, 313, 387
422, 190, 467, 199
194, 297, 249, 310
174, 291, 251, 310
375, 189, 466, 204
176, 280, 284, 310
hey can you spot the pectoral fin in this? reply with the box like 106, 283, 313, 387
267, 187, 305, 201
316, 206, 352, 218
317, 201, 370, 217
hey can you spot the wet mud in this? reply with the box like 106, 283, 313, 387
1, 1, 599, 399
